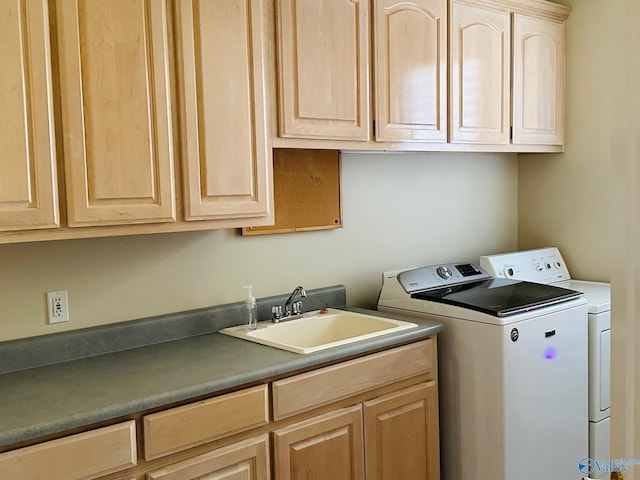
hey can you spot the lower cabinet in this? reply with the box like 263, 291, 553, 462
145, 434, 270, 480
0, 339, 438, 480
273, 381, 439, 480
364, 382, 439, 480
273, 405, 365, 480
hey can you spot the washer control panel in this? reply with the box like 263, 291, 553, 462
479, 247, 572, 283
397, 262, 491, 293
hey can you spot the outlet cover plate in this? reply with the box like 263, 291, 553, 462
47, 290, 69, 323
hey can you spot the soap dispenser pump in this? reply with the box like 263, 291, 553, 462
243, 285, 258, 330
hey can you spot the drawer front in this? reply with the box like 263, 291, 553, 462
272, 338, 434, 420
143, 384, 269, 460
0, 420, 136, 480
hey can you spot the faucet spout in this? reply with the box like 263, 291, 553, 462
282, 286, 307, 319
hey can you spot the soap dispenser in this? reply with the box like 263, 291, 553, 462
243, 285, 258, 330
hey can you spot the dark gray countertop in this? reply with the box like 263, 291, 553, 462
0, 290, 441, 449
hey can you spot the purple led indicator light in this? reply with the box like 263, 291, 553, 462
543, 347, 557, 359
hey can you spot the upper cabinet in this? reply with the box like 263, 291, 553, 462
277, 0, 371, 140
175, 0, 272, 221
0, 0, 273, 242
450, 0, 567, 146
275, 0, 570, 151
57, 0, 176, 227
512, 12, 565, 145
276, 0, 447, 142
449, 1, 510, 144
374, 0, 448, 142
0, 0, 59, 231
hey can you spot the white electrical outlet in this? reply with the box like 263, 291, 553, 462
47, 290, 69, 323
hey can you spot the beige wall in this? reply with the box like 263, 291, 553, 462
518, 0, 612, 282
0, 152, 517, 342
520, 0, 640, 468
607, 0, 640, 471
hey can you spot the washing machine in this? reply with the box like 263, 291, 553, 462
480, 247, 611, 478
378, 262, 589, 480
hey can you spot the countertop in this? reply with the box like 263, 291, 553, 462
0, 305, 441, 449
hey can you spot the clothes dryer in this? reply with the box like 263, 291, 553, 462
480, 247, 611, 478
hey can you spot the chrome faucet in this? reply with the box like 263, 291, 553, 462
272, 286, 307, 322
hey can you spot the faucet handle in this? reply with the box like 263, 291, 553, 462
271, 305, 283, 321
292, 301, 303, 315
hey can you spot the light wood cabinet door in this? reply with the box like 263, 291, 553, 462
57, 0, 175, 227
512, 14, 565, 145
0, 0, 59, 231
364, 382, 440, 480
176, 0, 272, 221
273, 405, 365, 480
146, 435, 270, 480
277, 0, 370, 140
450, 1, 510, 144
374, 0, 447, 142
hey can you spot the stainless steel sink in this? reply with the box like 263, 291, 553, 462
219, 308, 417, 354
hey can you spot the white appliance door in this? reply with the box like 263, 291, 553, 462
503, 304, 588, 479
589, 311, 611, 422
589, 417, 611, 478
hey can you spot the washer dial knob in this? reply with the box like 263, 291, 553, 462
437, 266, 453, 279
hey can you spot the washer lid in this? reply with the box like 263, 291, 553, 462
411, 278, 584, 317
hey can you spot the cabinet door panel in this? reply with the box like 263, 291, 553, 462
0, 0, 59, 231
146, 435, 270, 480
278, 0, 370, 140
512, 14, 565, 145
374, 0, 447, 142
450, 1, 510, 144
273, 405, 365, 480
57, 0, 175, 226
364, 382, 439, 480
177, 0, 272, 221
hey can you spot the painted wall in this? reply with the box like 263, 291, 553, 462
518, 0, 612, 282
519, 0, 640, 465
604, 0, 640, 468
0, 152, 517, 342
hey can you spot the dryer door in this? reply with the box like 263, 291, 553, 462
589, 310, 611, 422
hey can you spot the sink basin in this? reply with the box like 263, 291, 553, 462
219, 309, 417, 354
